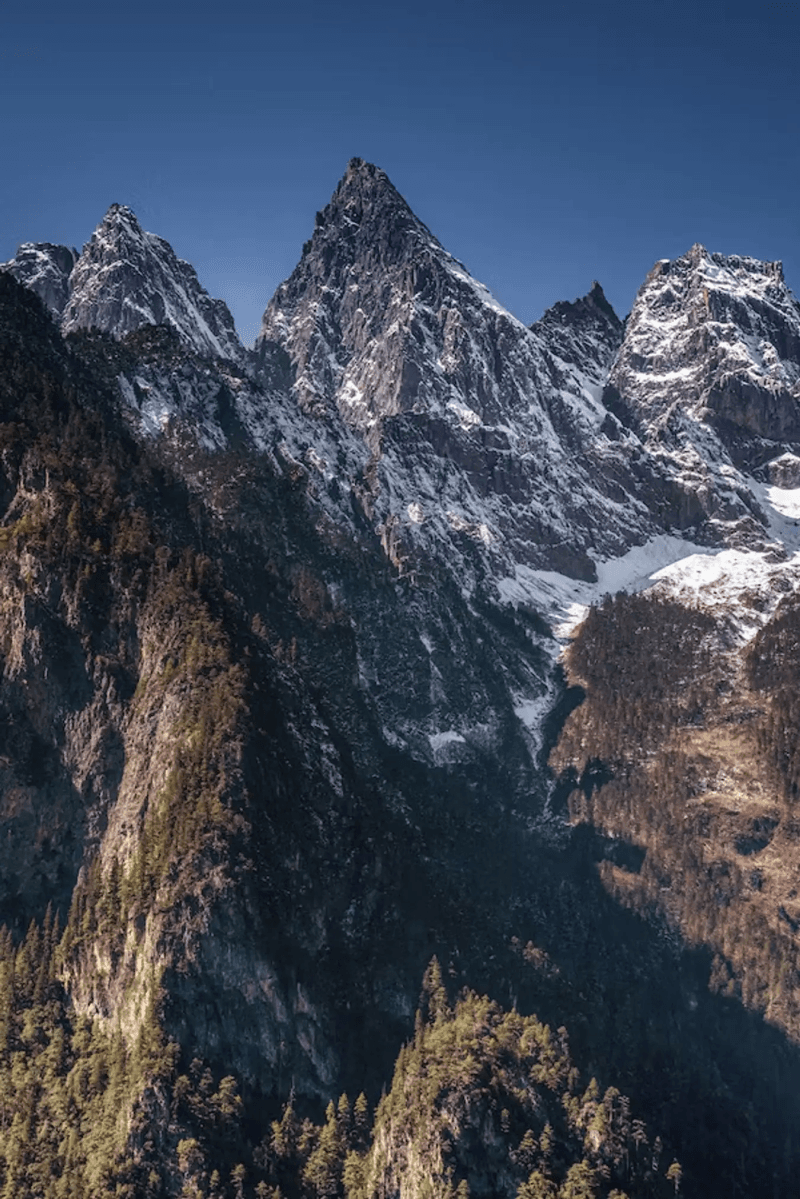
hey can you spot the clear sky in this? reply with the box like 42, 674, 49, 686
2, 0, 798, 346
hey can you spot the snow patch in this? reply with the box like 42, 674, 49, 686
306, 447, 328, 474
650, 549, 800, 642
447, 400, 481, 429
428, 730, 465, 747
428, 730, 466, 751
514, 696, 554, 736
118, 372, 177, 437
766, 485, 800, 521
497, 534, 707, 640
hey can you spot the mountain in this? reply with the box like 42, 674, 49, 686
0, 240, 78, 316
3, 204, 244, 361
2, 161, 800, 1197
256, 158, 658, 582
605, 243, 800, 543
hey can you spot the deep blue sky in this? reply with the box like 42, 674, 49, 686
2, 0, 798, 346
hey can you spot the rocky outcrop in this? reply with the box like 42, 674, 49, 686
531, 279, 623, 392
1, 241, 77, 318
606, 244, 800, 533
608, 246, 800, 429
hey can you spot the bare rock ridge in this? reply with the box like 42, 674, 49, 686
609, 244, 800, 440
531, 279, 623, 374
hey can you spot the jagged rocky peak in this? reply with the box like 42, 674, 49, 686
532, 280, 623, 385
598, 243, 800, 547
298, 156, 442, 282
260, 158, 437, 338
257, 157, 557, 437
256, 159, 676, 579
608, 243, 800, 450
323, 156, 431, 245
535, 279, 621, 332
256, 157, 450, 425
61, 203, 244, 362
1, 242, 78, 318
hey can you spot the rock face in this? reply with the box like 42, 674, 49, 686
605, 244, 800, 541
1, 241, 77, 317
3, 205, 244, 361
531, 279, 623, 389
64, 203, 244, 361
4, 163, 800, 1197
609, 245, 800, 441
258, 159, 660, 581
257, 157, 557, 435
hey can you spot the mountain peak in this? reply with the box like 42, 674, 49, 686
0, 242, 78, 317
531, 281, 624, 397
103, 202, 139, 223
608, 239, 800, 476
648, 244, 786, 290
61, 207, 243, 361
310, 158, 431, 250
344, 156, 387, 185
587, 279, 619, 319
338, 158, 401, 201
93, 202, 147, 246
533, 280, 622, 339
256, 160, 447, 414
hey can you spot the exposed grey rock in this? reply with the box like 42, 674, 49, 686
1, 242, 77, 317
531, 279, 623, 385
256, 160, 665, 580
764, 452, 800, 487
609, 245, 800, 451
600, 244, 800, 539
62, 204, 245, 361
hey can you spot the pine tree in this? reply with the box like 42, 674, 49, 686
517, 1171, 556, 1199
352, 1092, 369, 1152
420, 956, 448, 1021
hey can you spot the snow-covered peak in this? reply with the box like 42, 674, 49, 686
258, 159, 561, 434
1, 242, 77, 318
609, 245, 800, 437
324, 161, 525, 326
96, 202, 141, 238
61, 205, 244, 362
254, 162, 674, 583
600, 245, 800, 553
